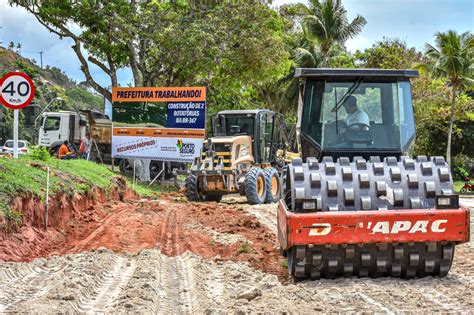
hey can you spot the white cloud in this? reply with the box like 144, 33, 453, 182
345, 35, 372, 53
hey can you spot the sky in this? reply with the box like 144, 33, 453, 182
0, 0, 473, 88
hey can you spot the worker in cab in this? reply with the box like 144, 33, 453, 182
341, 96, 370, 132
58, 140, 77, 160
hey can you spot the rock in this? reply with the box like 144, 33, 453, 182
236, 287, 261, 301
63, 295, 75, 301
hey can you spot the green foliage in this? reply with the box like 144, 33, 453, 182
299, 0, 366, 65
10, 0, 290, 113
452, 154, 474, 180
0, 155, 171, 207
14, 59, 39, 78
354, 38, 423, 69
238, 240, 253, 254
130, 180, 177, 197
1, 204, 23, 233
280, 259, 288, 269
277, 0, 366, 114
0, 156, 117, 201
66, 88, 102, 110
413, 30, 474, 165
29, 146, 51, 162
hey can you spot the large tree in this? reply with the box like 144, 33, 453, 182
355, 38, 423, 69
9, 0, 288, 106
300, 0, 366, 66
414, 30, 474, 166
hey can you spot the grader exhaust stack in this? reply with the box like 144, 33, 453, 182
278, 68, 470, 279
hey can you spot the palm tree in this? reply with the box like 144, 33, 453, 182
300, 0, 366, 66
16, 43, 22, 56
414, 30, 474, 166
8, 41, 14, 51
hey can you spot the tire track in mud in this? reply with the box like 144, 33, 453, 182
0, 261, 65, 312
70, 205, 130, 252
0, 263, 41, 287
78, 256, 137, 313
157, 210, 194, 314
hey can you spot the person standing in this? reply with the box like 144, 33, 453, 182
79, 135, 90, 159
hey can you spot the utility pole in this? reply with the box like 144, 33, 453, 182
38, 51, 44, 69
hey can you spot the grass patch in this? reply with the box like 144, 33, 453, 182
280, 259, 288, 269
128, 180, 177, 197
238, 240, 253, 254
0, 155, 179, 204
0, 155, 116, 201
0, 203, 22, 233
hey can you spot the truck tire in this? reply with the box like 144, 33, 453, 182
49, 146, 60, 158
185, 174, 204, 202
264, 167, 280, 203
119, 159, 133, 176
244, 167, 267, 205
460, 187, 467, 193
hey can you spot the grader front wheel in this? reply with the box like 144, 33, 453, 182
184, 174, 204, 202
244, 167, 267, 205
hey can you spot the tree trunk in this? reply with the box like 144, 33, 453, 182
446, 84, 456, 167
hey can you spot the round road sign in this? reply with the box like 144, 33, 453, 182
0, 72, 35, 110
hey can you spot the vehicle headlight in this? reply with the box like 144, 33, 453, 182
435, 194, 459, 209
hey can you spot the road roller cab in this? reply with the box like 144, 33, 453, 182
297, 68, 418, 161
279, 68, 470, 279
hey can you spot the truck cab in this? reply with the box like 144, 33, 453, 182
38, 111, 86, 154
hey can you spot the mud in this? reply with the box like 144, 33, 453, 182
0, 191, 286, 278
0, 194, 472, 313
0, 178, 135, 262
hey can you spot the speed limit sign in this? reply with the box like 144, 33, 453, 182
0, 72, 35, 159
0, 72, 35, 109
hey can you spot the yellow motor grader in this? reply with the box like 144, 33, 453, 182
185, 109, 289, 204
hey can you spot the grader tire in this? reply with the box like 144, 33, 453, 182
284, 155, 456, 279
264, 167, 281, 203
244, 167, 267, 205
185, 174, 203, 202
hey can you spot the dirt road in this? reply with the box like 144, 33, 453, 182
0, 195, 472, 313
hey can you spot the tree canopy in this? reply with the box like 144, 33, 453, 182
414, 30, 474, 165
9, 0, 288, 106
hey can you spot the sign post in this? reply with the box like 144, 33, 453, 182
0, 72, 35, 158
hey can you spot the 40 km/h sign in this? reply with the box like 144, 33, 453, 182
0, 71, 36, 159
0, 72, 35, 109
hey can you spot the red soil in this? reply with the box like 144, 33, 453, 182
0, 186, 287, 278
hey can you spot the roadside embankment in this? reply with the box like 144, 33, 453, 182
0, 156, 137, 261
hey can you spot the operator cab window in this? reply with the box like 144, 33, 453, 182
302, 80, 406, 150
43, 116, 61, 131
213, 114, 255, 137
